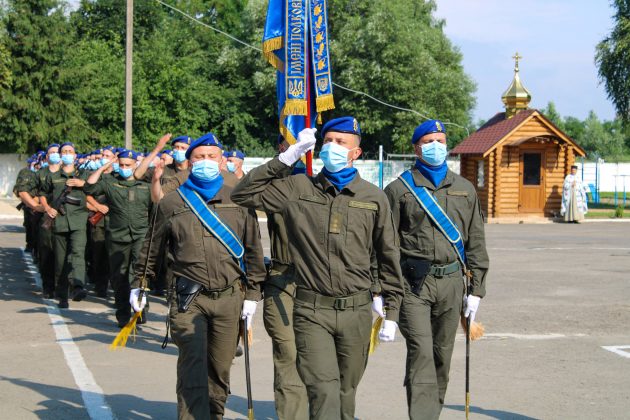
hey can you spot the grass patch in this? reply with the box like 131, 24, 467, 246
585, 208, 630, 219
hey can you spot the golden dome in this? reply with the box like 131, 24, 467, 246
502, 52, 531, 118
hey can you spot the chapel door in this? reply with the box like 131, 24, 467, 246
519, 151, 545, 212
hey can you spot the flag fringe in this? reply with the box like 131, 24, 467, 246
283, 100, 308, 116
368, 316, 383, 355
263, 37, 284, 71
109, 311, 142, 350
316, 95, 335, 113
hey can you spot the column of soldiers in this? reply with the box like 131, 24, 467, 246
14, 117, 488, 420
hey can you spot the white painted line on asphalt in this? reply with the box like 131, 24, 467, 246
489, 247, 630, 251
601, 345, 630, 359
22, 249, 115, 420
456, 332, 587, 341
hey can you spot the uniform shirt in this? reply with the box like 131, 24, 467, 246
36, 167, 55, 201
83, 174, 151, 243
40, 168, 89, 233
14, 167, 38, 197
132, 184, 266, 301
231, 157, 404, 322
384, 168, 489, 297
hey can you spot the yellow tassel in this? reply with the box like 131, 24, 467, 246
316, 94, 335, 112
262, 37, 284, 71
109, 311, 142, 350
368, 317, 383, 355
316, 113, 322, 125
283, 100, 308, 116
460, 315, 485, 341
240, 324, 254, 348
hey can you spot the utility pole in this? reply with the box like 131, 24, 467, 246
124, 0, 133, 150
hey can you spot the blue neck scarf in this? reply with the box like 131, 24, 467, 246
182, 174, 224, 202
322, 167, 358, 192
415, 159, 448, 187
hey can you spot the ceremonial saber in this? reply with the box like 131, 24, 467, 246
305, 0, 313, 176
465, 277, 471, 420
242, 317, 254, 420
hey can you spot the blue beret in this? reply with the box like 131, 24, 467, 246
117, 149, 138, 160
322, 116, 361, 138
47, 143, 60, 152
162, 149, 173, 157
222, 151, 230, 158
102, 145, 114, 152
172, 135, 193, 146
186, 133, 223, 159
412, 119, 446, 144
227, 150, 245, 160
60, 142, 75, 151
37, 150, 46, 156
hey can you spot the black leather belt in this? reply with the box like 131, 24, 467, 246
199, 280, 239, 300
295, 288, 372, 310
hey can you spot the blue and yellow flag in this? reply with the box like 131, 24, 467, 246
263, 0, 335, 144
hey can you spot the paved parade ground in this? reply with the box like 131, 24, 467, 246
0, 218, 629, 419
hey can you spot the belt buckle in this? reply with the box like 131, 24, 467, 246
209, 291, 220, 300
434, 265, 446, 277
333, 297, 348, 310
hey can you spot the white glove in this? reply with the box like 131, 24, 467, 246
129, 288, 147, 313
278, 128, 317, 166
464, 295, 481, 322
378, 320, 397, 342
241, 300, 257, 328
371, 296, 386, 318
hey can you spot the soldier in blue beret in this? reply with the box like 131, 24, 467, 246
225, 149, 246, 180
232, 118, 404, 420
384, 119, 489, 419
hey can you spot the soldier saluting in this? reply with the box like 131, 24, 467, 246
130, 133, 266, 420
232, 117, 404, 420
384, 120, 489, 420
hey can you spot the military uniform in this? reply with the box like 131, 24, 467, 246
35, 166, 58, 296
385, 164, 489, 419
232, 156, 404, 420
132, 183, 265, 420
84, 174, 151, 326
14, 167, 40, 254
41, 168, 90, 304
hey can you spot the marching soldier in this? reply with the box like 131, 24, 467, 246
384, 120, 489, 420
130, 133, 266, 419
232, 118, 405, 420
40, 142, 90, 308
14, 156, 40, 255
84, 149, 152, 327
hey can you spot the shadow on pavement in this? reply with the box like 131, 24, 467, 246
444, 404, 541, 420
225, 394, 277, 420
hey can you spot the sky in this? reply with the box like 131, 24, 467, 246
434, 0, 617, 123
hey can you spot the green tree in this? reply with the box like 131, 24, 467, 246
595, 0, 630, 122
541, 101, 565, 131
578, 111, 625, 160
0, 0, 77, 153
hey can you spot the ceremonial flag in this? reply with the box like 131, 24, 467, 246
262, 0, 335, 145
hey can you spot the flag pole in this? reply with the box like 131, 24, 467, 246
304, 0, 313, 176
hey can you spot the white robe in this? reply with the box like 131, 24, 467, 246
561, 174, 588, 221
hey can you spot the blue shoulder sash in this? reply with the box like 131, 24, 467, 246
399, 170, 467, 268
177, 183, 245, 269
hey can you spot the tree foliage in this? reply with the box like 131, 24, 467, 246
596, 0, 630, 122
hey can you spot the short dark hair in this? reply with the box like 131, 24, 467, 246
571, 165, 578, 170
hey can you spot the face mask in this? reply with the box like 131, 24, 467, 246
173, 150, 187, 163
41, 162, 49, 168
148, 161, 155, 168
319, 142, 354, 173
420, 141, 448, 166
226, 162, 236, 173
119, 168, 133, 179
112, 162, 120, 173
48, 153, 61, 164
191, 159, 220, 182
101, 158, 110, 166
30, 165, 36, 172
61, 154, 75, 166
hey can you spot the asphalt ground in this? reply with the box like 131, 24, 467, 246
0, 218, 629, 419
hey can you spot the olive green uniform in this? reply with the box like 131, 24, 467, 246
84, 175, 151, 325
385, 168, 489, 420
14, 167, 40, 253
232, 157, 404, 420
86, 172, 115, 297
41, 169, 89, 301
35, 167, 58, 296
133, 184, 266, 420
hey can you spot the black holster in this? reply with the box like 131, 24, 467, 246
402, 258, 432, 297
176, 276, 203, 313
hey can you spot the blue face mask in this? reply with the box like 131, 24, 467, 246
319, 142, 353, 173
101, 158, 110, 166
226, 162, 236, 173
41, 162, 48, 168
112, 162, 120, 173
48, 153, 61, 164
191, 159, 220, 182
420, 141, 448, 166
61, 154, 75, 166
119, 168, 133, 179
173, 150, 187, 164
